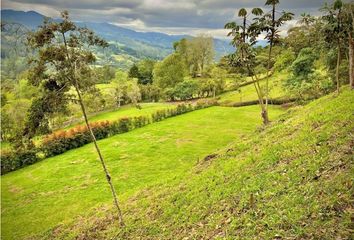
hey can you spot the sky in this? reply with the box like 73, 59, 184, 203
1, 0, 344, 39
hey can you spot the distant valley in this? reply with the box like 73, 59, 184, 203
1, 9, 236, 69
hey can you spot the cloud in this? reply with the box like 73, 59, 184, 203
2, 0, 346, 39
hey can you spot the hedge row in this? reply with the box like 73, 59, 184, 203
1, 148, 38, 175
1, 99, 217, 174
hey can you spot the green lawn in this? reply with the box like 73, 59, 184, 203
1, 105, 284, 239
218, 72, 290, 105
64, 102, 173, 130
63, 88, 352, 240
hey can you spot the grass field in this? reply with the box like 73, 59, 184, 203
55, 88, 352, 239
62, 102, 173, 130
1, 105, 285, 239
218, 72, 290, 105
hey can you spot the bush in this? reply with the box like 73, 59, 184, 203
133, 116, 149, 128
1, 147, 38, 175
42, 121, 110, 157
195, 99, 218, 109
110, 117, 132, 134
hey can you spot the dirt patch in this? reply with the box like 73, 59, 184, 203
176, 138, 194, 147
203, 153, 219, 161
8, 185, 23, 194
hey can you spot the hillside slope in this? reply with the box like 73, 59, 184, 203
219, 71, 290, 106
49, 88, 353, 239
1, 105, 284, 239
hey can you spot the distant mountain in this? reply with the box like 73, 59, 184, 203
1, 9, 237, 69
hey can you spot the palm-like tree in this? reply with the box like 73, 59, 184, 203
225, 8, 272, 125
257, 0, 294, 123
298, 13, 316, 27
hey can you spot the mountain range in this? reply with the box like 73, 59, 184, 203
1, 9, 239, 69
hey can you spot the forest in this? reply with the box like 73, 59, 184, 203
1, 0, 353, 239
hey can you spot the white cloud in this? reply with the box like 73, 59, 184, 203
2, 0, 337, 39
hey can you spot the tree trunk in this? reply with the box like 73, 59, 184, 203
265, 3, 276, 114
336, 44, 341, 94
261, 107, 269, 125
74, 84, 124, 226
349, 35, 354, 89
61, 32, 124, 225
118, 91, 121, 108
251, 75, 269, 125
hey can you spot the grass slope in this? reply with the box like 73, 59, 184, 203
1, 105, 284, 239
64, 102, 172, 130
50, 88, 353, 239
219, 72, 290, 105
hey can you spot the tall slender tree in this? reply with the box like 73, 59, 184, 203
225, 8, 272, 125
257, 0, 293, 116
26, 11, 124, 226
342, 3, 354, 89
322, 0, 349, 94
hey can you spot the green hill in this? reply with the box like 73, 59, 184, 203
1, 105, 284, 239
1, 88, 353, 239
44, 88, 352, 239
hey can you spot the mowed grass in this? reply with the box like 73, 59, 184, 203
218, 72, 289, 105
69, 88, 352, 240
1, 105, 284, 239
64, 102, 172, 130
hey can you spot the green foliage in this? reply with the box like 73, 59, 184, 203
128, 59, 156, 85
82, 87, 106, 113
153, 53, 186, 88
218, 71, 289, 106
24, 88, 68, 138
139, 84, 161, 102
173, 36, 214, 77
1, 143, 38, 175
273, 49, 296, 71
285, 48, 334, 99
94, 65, 116, 84
128, 64, 140, 79
1, 99, 33, 142
126, 79, 142, 105
41, 121, 111, 157
291, 48, 317, 78
172, 80, 199, 100
137, 59, 156, 84
25, 11, 108, 138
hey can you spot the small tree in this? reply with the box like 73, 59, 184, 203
225, 8, 272, 124
322, 0, 351, 93
26, 12, 124, 225
153, 53, 186, 88
126, 79, 142, 106
257, 0, 294, 114
343, 3, 354, 89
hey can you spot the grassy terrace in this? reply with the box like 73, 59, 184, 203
218, 72, 290, 105
63, 102, 173, 130
1, 105, 285, 239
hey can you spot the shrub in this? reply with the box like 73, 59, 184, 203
133, 116, 149, 128
1, 147, 38, 175
195, 99, 218, 109
42, 121, 111, 157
